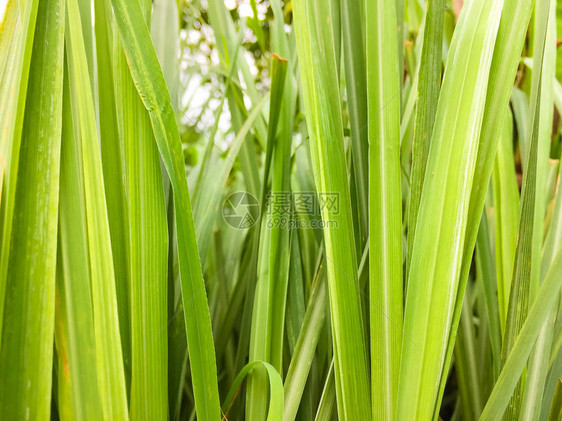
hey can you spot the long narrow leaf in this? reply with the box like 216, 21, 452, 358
407, 0, 444, 271
94, 0, 131, 384
397, 1, 504, 418
55, 70, 103, 420
0, 0, 40, 343
520, 4, 560, 414
340, 0, 368, 246
116, 3, 169, 415
65, 0, 130, 415
432, 0, 535, 414
492, 109, 519, 332
107, 0, 221, 418
480, 248, 562, 420
292, 0, 371, 417
501, 1, 553, 417
0, 0, 64, 416
365, 0, 403, 418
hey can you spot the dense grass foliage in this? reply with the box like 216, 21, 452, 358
1, 0, 562, 419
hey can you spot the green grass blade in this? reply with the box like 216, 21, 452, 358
520, 8, 560, 413
266, 56, 292, 373
0, 0, 64, 416
454, 293, 484, 419
223, 361, 283, 421
542, 351, 562, 420
475, 213, 502, 379
480, 248, 562, 420
406, 0, 444, 272
0, 0, 18, 77
286, 228, 307, 355
0, 0, 18, 208
65, 0, 130, 416
397, 1, 504, 418
125, 96, 169, 420
511, 87, 530, 171
314, 363, 336, 421
365, 0, 403, 418
94, 0, 131, 386
492, 109, 519, 333
541, 162, 562, 284
248, 57, 295, 406
431, 0, 535, 413
284, 266, 327, 421
247, 219, 274, 421
246, 51, 290, 420
292, 0, 371, 417
547, 379, 562, 421
151, 0, 180, 109
55, 70, 103, 420
77, 0, 94, 92
114, 2, 170, 416
502, 0, 552, 355
108, 0, 221, 418
0, 0, 40, 343
501, 1, 553, 417
340, 0, 368, 246
522, 297, 558, 420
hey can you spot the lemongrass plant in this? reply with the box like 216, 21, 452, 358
1, 0, 562, 419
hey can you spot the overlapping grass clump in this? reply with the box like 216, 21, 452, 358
0, 0, 561, 420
